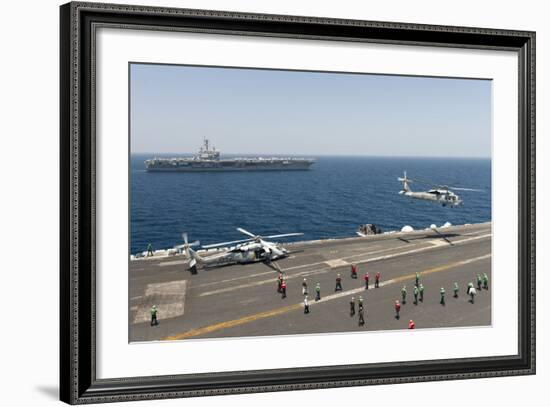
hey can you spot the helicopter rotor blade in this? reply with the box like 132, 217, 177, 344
262, 260, 281, 272
264, 233, 304, 239
236, 227, 256, 238
448, 187, 484, 192
397, 173, 434, 186
175, 240, 200, 249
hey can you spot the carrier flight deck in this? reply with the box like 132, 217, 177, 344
129, 222, 492, 342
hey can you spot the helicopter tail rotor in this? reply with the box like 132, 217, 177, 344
398, 171, 412, 193
175, 233, 200, 258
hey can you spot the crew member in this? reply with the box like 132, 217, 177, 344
358, 296, 364, 312
453, 282, 459, 298
467, 281, 474, 295
351, 264, 358, 279
408, 319, 415, 329
483, 273, 489, 290
468, 285, 477, 304
277, 272, 283, 293
415, 272, 420, 287
419, 283, 425, 302
440, 287, 446, 305
394, 300, 401, 319
150, 305, 158, 326
364, 271, 370, 290
303, 296, 310, 314
147, 243, 154, 257
281, 279, 287, 299
358, 308, 365, 326
413, 285, 419, 305
302, 278, 308, 296
401, 285, 407, 304
477, 274, 483, 290
375, 271, 381, 288
350, 297, 356, 317
315, 283, 321, 301
335, 273, 342, 291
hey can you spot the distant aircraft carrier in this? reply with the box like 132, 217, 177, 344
145, 138, 315, 172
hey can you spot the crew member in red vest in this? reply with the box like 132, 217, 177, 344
351, 264, 358, 279
375, 271, 381, 288
408, 319, 415, 329
394, 300, 401, 319
281, 279, 287, 299
277, 271, 283, 293
364, 271, 369, 290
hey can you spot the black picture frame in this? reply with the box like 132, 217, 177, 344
60, 1, 536, 404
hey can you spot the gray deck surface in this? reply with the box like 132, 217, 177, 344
129, 223, 492, 342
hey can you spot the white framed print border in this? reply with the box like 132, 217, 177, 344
60, 2, 535, 404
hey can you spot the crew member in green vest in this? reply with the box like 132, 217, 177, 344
413, 285, 419, 305
453, 282, 459, 298
440, 287, 446, 305
401, 285, 407, 304
147, 243, 154, 257
483, 273, 489, 290
419, 284, 425, 302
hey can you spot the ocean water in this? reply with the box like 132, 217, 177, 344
130, 155, 491, 254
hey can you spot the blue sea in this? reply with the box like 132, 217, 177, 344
130, 155, 491, 255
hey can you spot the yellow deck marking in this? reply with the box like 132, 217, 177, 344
163, 303, 301, 340
162, 253, 491, 340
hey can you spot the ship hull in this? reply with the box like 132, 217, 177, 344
145, 163, 314, 172
146, 161, 313, 172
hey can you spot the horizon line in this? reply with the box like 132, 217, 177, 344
130, 152, 491, 160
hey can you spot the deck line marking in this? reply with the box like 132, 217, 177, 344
197, 234, 491, 297
163, 253, 491, 340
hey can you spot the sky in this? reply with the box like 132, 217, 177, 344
130, 63, 492, 158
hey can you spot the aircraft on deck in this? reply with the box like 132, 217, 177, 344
398, 171, 483, 207
177, 228, 303, 274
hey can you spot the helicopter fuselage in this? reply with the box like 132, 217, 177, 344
400, 189, 462, 207
193, 242, 289, 269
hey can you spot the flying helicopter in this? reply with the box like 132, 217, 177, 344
398, 171, 483, 207
178, 228, 303, 274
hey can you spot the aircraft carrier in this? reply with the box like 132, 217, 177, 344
129, 222, 491, 342
145, 138, 315, 172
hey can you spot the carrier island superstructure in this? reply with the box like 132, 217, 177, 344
145, 139, 315, 172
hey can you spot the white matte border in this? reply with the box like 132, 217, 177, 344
96, 27, 518, 379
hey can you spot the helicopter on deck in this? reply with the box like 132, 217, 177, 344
177, 228, 303, 274
398, 171, 483, 207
